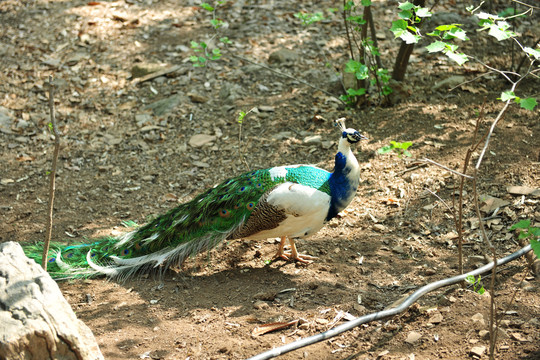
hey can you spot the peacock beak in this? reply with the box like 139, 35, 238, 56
351, 131, 368, 142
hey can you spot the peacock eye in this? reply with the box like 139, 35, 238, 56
219, 209, 230, 218
66, 253, 74, 258
122, 249, 130, 256
239, 186, 246, 192
246, 202, 255, 210
48, 257, 56, 263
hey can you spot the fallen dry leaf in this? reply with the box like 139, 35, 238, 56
252, 320, 298, 336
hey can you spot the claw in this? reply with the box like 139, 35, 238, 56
272, 237, 317, 264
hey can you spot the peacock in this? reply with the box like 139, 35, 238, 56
23, 118, 367, 279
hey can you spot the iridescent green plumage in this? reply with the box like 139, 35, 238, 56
24, 165, 331, 279
24, 118, 366, 279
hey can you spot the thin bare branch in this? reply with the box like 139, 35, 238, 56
231, 54, 345, 104
417, 158, 474, 179
43, 76, 61, 270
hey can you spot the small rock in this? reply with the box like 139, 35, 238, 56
471, 313, 485, 329
506, 185, 539, 196
470, 345, 486, 358
479, 330, 489, 340
268, 48, 299, 63
131, 63, 166, 78
135, 113, 152, 127
405, 331, 422, 344
392, 245, 405, 254
253, 301, 269, 310
428, 312, 443, 324
373, 224, 386, 233
432, 75, 466, 91
272, 131, 293, 140
511, 332, 531, 342
143, 94, 182, 116
192, 161, 210, 168
321, 140, 334, 149
257, 105, 275, 112
303, 135, 322, 145
188, 134, 216, 148
187, 92, 209, 103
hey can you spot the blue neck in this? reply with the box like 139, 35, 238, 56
326, 151, 358, 221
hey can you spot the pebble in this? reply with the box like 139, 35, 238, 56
469, 345, 486, 358
373, 224, 386, 233
303, 135, 322, 145
253, 301, 269, 310
428, 312, 443, 324
189, 134, 216, 148
187, 92, 209, 103
405, 331, 422, 344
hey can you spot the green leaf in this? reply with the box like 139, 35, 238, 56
189, 55, 199, 62
444, 50, 468, 65
524, 47, 540, 60
446, 27, 469, 41
488, 22, 516, 41
378, 145, 393, 154
347, 88, 367, 96
347, 15, 366, 25
509, 219, 531, 230
398, 9, 413, 20
400, 141, 413, 150
435, 24, 457, 31
390, 19, 408, 37
426, 30, 441, 37
361, 0, 371, 6
500, 91, 516, 101
531, 238, 540, 259
426, 41, 446, 53
238, 111, 246, 123
200, 2, 214, 11
416, 7, 432, 17
519, 97, 538, 111
398, 1, 415, 11
400, 31, 420, 44
219, 37, 232, 44
210, 19, 224, 29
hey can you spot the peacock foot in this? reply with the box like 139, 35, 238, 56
272, 237, 317, 264
273, 250, 317, 264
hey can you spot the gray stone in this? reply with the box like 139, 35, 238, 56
189, 134, 216, 148
303, 135, 322, 145
268, 48, 299, 63
432, 75, 466, 91
143, 94, 183, 116
405, 331, 422, 344
0, 106, 13, 134
0, 242, 104, 360
131, 63, 167, 78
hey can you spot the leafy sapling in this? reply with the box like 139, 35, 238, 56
465, 274, 486, 294
378, 141, 413, 158
509, 220, 540, 259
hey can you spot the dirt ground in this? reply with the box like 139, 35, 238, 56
1, 0, 539, 359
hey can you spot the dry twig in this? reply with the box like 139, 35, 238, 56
43, 76, 61, 270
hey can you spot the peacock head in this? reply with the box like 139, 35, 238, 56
335, 118, 368, 144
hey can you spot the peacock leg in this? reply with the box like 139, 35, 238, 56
273, 237, 317, 263
272, 236, 289, 261
288, 238, 317, 263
